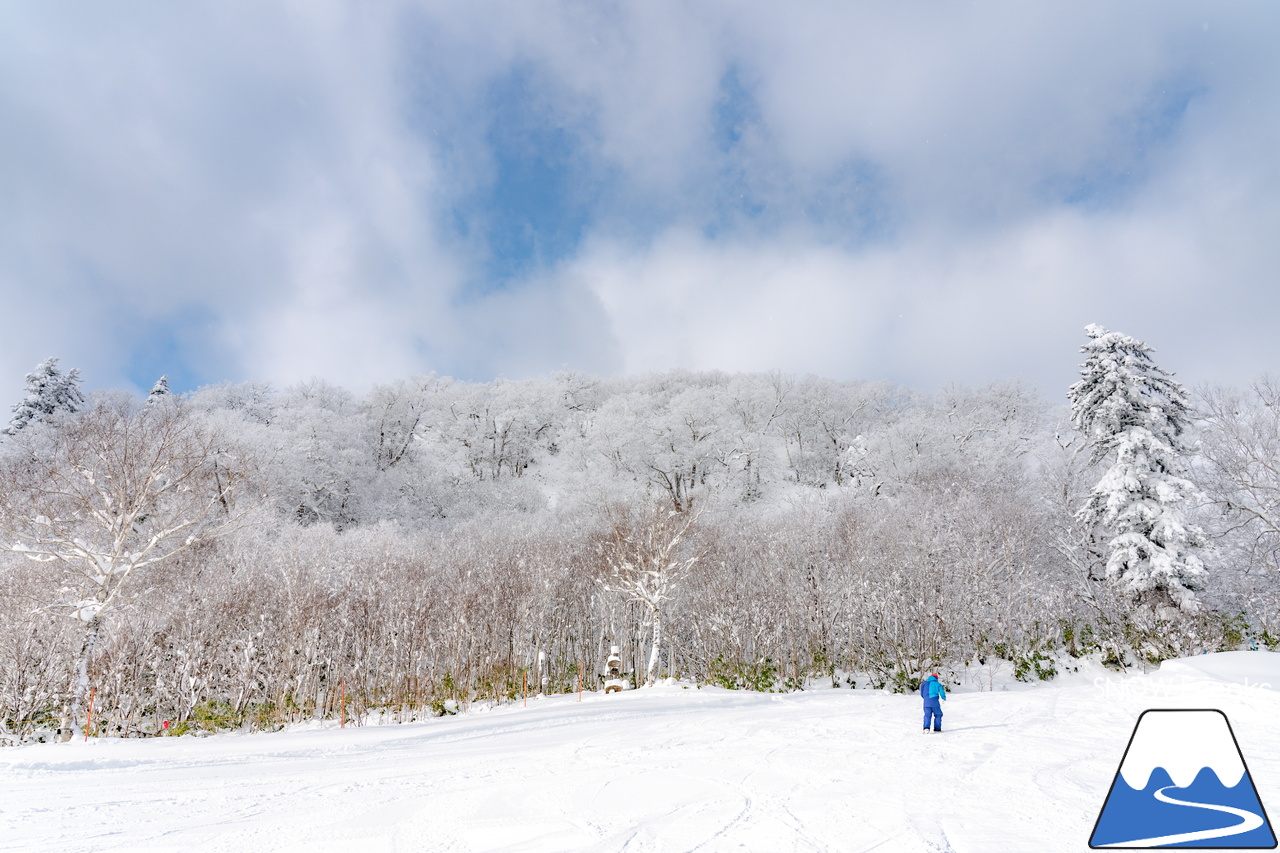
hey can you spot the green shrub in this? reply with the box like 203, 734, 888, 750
192, 700, 236, 731
1013, 650, 1057, 682
705, 655, 782, 692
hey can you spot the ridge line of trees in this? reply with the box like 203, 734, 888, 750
0, 329, 1277, 741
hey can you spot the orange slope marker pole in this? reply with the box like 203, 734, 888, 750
84, 688, 96, 742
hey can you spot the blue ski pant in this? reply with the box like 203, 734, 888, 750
923, 700, 943, 730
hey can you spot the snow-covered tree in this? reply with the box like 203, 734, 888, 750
4, 357, 86, 435
0, 400, 254, 737
270, 380, 370, 529
1198, 376, 1280, 576
599, 501, 703, 685
780, 376, 883, 487
1068, 324, 1205, 609
187, 380, 276, 425
588, 381, 725, 513
716, 373, 791, 502
145, 375, 172, 407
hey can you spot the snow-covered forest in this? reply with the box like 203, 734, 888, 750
2, 336, 1279, 742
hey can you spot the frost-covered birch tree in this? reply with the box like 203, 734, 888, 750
0, 400, 252, 736
1068, 324, 1205, 609
600, 501, 703, 685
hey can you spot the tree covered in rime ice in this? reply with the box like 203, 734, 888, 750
1068, 324, 1205, 608
0, 400, 254, 737
4, 357, 85, 435
145, 375, 172, 407
1197, 376, 1280, 578
9, 360, 1280, 744
600, 502, 703, 685
270, 380, 371, 529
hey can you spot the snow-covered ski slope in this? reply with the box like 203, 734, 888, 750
3, 652, 1279, 853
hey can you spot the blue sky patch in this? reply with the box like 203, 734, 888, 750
125, 306, 222, 395
474, 68, 598, 286
713, 65, 761, 154
1049, 76, 1206, 211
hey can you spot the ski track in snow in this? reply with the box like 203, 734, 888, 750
2, 657, 1279, 852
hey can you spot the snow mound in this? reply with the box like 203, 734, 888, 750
1158, 650, 1280, 690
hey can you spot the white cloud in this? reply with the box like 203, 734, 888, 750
0, 1, 1275, 398
0, 1, 461, 391
567, 169, 1280, 393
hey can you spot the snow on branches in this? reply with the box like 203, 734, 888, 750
599, 501, 703, 686
0, 399, 256, 735
1068, 324, 1205, 609
3, 357, 85, 435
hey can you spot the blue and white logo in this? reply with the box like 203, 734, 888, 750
1090, 709, 1276, 848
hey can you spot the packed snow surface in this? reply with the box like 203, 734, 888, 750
3, 652, 1279, 852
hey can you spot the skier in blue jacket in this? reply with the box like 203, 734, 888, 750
920, 673, 946, 732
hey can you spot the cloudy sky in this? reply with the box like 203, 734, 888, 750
1, 1, 1276, 400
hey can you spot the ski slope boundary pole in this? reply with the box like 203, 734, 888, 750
84, 688, 95, 742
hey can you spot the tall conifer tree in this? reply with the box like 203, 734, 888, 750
1068, 325, 1205, 608
4, 357, 86, 435
146, 375, 172, 408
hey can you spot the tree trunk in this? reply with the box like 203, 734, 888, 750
67, 616, 101, 740
646, 608, 662, 686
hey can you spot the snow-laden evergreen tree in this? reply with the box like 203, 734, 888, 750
146, 375, 172, 407
1068, 324, 1205, 609
4, 357, 86, 435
